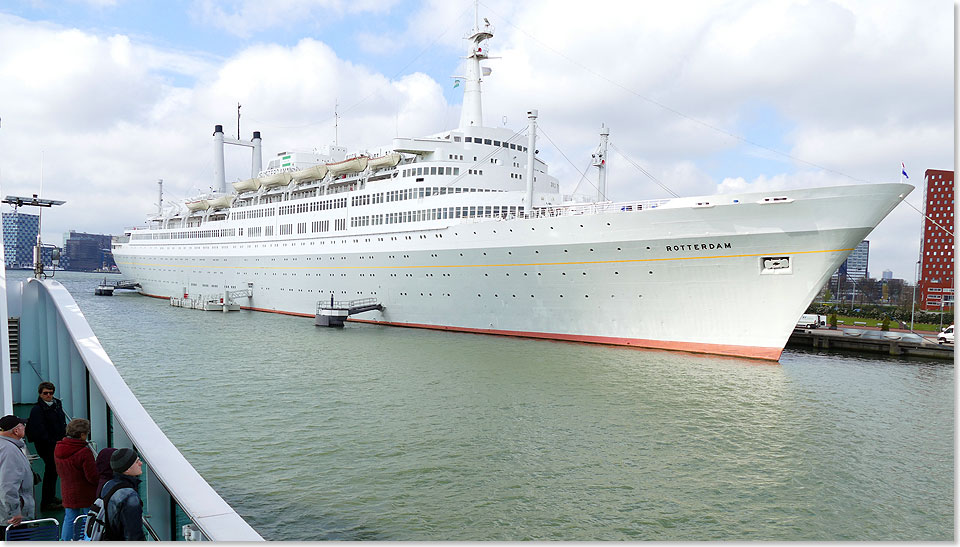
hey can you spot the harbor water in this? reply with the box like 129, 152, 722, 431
21, 271, 954, 541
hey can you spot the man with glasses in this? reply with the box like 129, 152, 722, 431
26, 382, 67, 511
0, 415, 35, 538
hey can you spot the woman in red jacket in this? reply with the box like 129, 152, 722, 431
54, 419, 98, 541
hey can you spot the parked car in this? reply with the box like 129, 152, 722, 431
796, 314, 827, 329
937, 325, 954, 345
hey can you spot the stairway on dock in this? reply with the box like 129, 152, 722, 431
316, 297, 384, 327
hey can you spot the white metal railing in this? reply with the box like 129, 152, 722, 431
10, 278, 263, 541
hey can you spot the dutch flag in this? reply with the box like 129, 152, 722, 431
901, 162, 909, 179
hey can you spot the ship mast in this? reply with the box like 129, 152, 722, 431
458, 6, 493, 128
593, 124, 609, 202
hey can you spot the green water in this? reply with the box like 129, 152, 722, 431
24, 271, 955, 540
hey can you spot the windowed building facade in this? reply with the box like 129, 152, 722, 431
919, 169, 954, 311
830, 240, 869, 303
2, 211, 39, 269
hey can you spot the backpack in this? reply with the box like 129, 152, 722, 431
83, 481, 126, 541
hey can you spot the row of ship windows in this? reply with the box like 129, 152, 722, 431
460, 136, 528, 151
349, 205, 524, 227
231, 207, 277, 220
138, 201, 526, 242
402, 166, 461, 177
354, 186, 503, 207
134, 274, 648, 302
131, 229, 238, 241
278, 197, 348, 216
278, 219, 346, 235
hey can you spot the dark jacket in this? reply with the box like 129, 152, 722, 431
53, 437, 98, 509
96, 447, 118, 497
26, 397, 67, 451
103, 473, 145, 541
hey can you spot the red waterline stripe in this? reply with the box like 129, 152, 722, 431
140, 292, 780, 360
348, 318, 783, 361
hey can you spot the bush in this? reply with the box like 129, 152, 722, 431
880, 316, 890, 331
829, 313, 837, 329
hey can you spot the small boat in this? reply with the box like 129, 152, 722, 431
259, 172, 292, 189
94, 279, 114, 296
232, 177, 261, 193
367, 152, 402, 171
327, 156, 368, 176
184, 199, 209, 211
290, 164, 328, 184
207, 194, 234, 210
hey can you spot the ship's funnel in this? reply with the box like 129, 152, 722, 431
213, 125, 226, 194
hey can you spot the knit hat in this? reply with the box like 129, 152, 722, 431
110, 447, 138, 473
0, 415, 26, 431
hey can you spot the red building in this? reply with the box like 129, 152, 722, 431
918, 169, 954, 311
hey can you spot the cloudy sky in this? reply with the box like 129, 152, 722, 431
0, 0, 952, 280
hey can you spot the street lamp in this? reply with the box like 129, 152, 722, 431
910, 260, 919, 331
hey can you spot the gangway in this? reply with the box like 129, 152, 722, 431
315, 297, 384, 327
170, 288, 254, 312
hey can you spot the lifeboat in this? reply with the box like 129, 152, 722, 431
259, 172, 292, 189
233, 177, 261, 193
207, 194, 234, 210
327, 156, 368, 176
185, 199, 210, 212
290, 164, 328, 184
367, 152, 402, 171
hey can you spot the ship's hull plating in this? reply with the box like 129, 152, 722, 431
114, 183, 910, 360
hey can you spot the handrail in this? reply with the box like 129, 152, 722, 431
24, 278, 263, 541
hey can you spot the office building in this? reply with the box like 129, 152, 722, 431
830, 240, 869, 302
2, 211, 39, 269
61, 231, 116, 272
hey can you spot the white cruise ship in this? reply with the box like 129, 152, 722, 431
112, 18, 911, 361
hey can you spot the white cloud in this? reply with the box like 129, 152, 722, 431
0, 0, 950, 281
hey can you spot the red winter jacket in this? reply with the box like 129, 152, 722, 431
54, 437, 99, 509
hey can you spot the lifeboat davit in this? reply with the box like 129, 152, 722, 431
290, 164, 328, 184
327, 156, 368, 176
259, 172, 292, 189
367, 152, 402, 171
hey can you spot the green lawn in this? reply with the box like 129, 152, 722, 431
831, 315, 949, 332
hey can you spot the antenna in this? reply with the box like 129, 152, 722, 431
1, 194, 66, 279
334, 99, 339, 146
237, 103, 241, 140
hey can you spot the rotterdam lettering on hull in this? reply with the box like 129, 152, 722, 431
664, 242, 733, 252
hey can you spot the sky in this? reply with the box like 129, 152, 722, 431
0, 0, 953, 280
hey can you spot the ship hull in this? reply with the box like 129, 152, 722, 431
114, 183, 910, 360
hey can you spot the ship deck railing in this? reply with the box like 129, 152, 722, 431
0, 277, 263, 541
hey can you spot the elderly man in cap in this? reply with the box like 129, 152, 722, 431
0, 415, 35, 538
100, 448, 145, 541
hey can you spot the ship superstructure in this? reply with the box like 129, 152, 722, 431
112, 16, 911, 360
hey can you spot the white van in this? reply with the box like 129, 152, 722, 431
937, 325, 954, 345
796, 314, 827, 329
